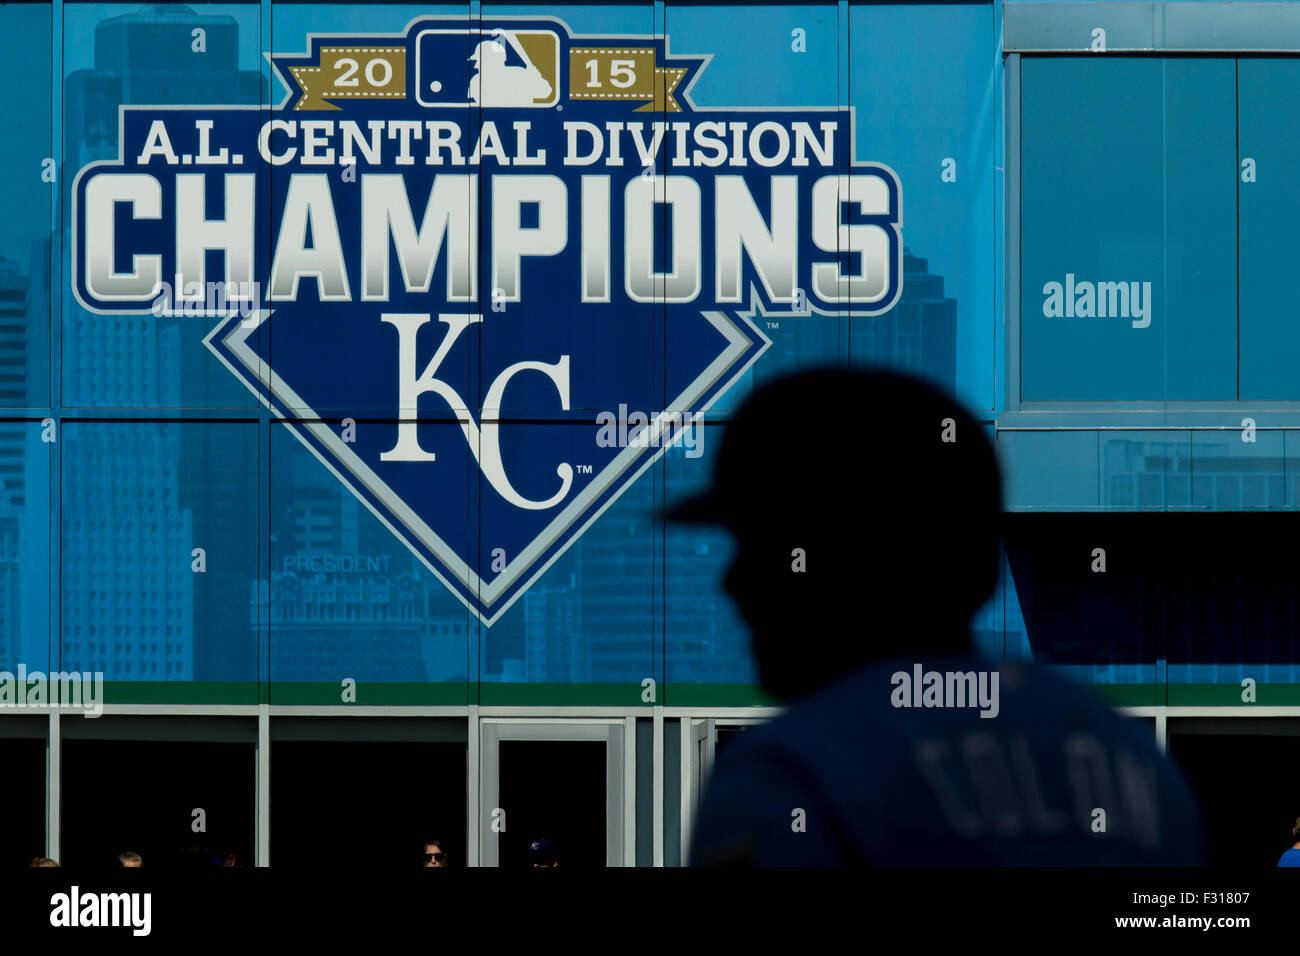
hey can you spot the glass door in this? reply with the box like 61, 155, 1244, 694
479, 719, 626, 867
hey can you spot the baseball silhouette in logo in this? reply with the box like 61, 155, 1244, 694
468, 31, 552, 106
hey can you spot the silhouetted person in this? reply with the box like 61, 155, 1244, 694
1277, 818, 1300, 866
670, 368, 1206, 865
526, 839, 557, 867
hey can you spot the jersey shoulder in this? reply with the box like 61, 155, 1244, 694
697, 660, 1207, 865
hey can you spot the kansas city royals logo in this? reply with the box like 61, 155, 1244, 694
69, 16, 902, 625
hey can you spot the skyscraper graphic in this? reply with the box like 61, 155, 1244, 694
523, 577, 584, 682
0, 257, 27, 668
0, 245, 52, 673
24, 238, 51, 415
661, 437, 754, 685
262, 447, 457, 683
850, 248, 958, 393
0, 258, 29, 500
63, 4, 263, 405
61, 423, 195, 680
574, 476, 654, 683
18, 240, 50, 672
0, 497, 19, 671
60, 6, 262, 682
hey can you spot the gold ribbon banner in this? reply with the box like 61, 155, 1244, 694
568, 47, 687, 113
290, 46, 407, 111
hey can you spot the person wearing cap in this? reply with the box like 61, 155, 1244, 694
1277, 819, 1300, 866
672, 367, 1207, 866
526, 838, 558, 867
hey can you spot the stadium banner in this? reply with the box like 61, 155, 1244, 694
30, 3, 996, 698
70, 13, 904, 628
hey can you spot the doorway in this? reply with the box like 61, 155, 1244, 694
60, 734, 255, 868
681, 717, 765, 863
1168, 720, 1300, 866
480, 720, 626, 866
270, 734, 467, 869
0, 721, 46, 867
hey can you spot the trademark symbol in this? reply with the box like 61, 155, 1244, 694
575, 464, 593, 475
766, 321, 780, 330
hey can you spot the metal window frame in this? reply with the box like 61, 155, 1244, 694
478, 716, 629, 867
4, 701, 790, 867
1005, 1, 1300, 55
9, 702, 1298, 867
1004, 2, 1300, 425
678, 714, 771, 865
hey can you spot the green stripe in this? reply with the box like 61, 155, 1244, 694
103, 681, 260, 705
90, 680, 780, 708
1166, 682, 1300, 706
475, 682, 780, 707
477, 682, 648, 706
82, 680, 1300, 709
270, 682, 468, 706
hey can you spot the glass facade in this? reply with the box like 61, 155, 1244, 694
3, 0, 1300, 866
2, 0, 1006, 708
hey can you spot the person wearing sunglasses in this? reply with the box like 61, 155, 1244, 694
421, 840, 449, 867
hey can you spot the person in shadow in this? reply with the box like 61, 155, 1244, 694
669, 367, 1206, 866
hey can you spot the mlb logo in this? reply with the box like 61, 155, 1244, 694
416, 27, 560, 108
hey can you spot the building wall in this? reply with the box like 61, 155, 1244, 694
2, 0, 1291, 710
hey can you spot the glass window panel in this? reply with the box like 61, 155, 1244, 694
268, 421, 470, 698
61, 421, 259, 698
1021, 58, 1236, 402
62, 3, 264, 410
1239, 59, 1300, 399
0, 2, 52, 409
848, 2, 997, 413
